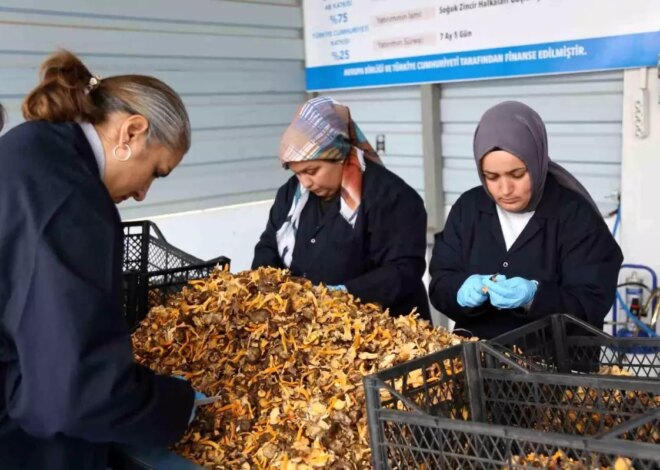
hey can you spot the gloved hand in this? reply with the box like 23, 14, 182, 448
483, 277, 538, 309
173, 376, 207, 424
457, 274, 492, 308
327, 285, 347, 292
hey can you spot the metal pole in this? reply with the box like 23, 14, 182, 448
421, 84, 447, 328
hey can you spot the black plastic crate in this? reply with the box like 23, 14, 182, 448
489, 314, 660, 378
122, 221, 230, 329
123, 221, 204, 272
364, 341, 660, 469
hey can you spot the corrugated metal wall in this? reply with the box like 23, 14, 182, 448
328, 86, 426, 200
0, 3, 623, 218
440, 71, 623, 215
0, 0, 305, 219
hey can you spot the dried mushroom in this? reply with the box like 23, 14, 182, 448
598, 365, 633, 377
132, 267, 472, 469
481, 273, 500, 294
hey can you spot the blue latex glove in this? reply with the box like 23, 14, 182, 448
173, 376, 207, 424
483, 277, 538, 309
327, 285, 347, 292
457, 274, 491, 308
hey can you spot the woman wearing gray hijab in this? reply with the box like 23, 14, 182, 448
429, 101, 623, 339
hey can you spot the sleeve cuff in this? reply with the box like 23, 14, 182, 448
522, 280, 539, 312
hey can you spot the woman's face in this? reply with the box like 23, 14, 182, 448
288, 160, 343, 199
98, 113, 184, 204
481, 150, 532, 212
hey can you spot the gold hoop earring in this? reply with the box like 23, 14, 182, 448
112, 143, 132, 162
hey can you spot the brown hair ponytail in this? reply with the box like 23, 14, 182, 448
21, 50, 190, 153
22, 50, 104, 124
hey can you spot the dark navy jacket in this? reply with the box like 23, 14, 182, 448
0, 121, 194, 469
253, 160, 430, 319
429, 175, 623, 339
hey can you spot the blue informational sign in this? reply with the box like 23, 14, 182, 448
303, 0, 660, 91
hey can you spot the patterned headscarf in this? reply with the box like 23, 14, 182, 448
276, 96, 382, 267
473, 101, 599, 213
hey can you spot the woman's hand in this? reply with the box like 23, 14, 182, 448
326, 285, 347, 292
456, 275, 491, 307
483, 277, 538, 309
173, 376, 207, 424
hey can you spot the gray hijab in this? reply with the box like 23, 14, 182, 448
473, 101, 599, 213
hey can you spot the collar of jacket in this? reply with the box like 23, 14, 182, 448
70, 122, 102, 179
476, 174, 561, 219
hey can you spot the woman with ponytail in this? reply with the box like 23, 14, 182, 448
0, 51, 199, 469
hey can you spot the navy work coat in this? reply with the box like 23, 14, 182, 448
0, 122, 194, 469
253, 160, 430, 319
429, 175, 623, 339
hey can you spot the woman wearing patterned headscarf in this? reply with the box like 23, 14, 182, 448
429, 101, 622, 339
252, 96, 430, 319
